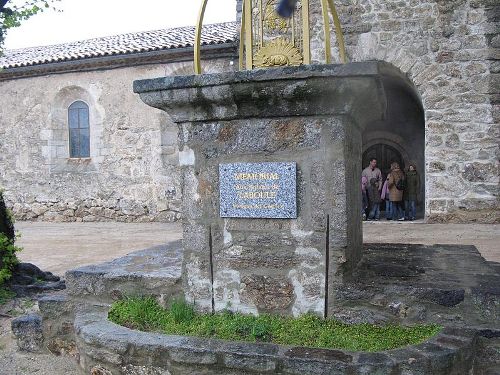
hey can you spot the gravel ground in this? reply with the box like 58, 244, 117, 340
0, 297, 79, 374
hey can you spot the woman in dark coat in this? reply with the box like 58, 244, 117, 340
404, 164, 420, 220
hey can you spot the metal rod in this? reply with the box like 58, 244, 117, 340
259, 0, 263, 47
326, 0, 347, 64
239, 0, 246, 70
302, 0, 310, 64
244, 0, 253, 69
320, 0, 331, 64
194, 0, 209, 74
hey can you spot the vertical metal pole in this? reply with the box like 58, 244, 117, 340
326, 0, 347, 63
244, 0, 253, 69
258, 0, 263, 47
302, 0, 310, 65
320, 0, 331, 64
239, 0, 246, 70
194, 0, 209, 74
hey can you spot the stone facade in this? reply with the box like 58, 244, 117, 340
310, 0, 499, 222
0, 59, 231, 222
0, 0, 498, 223
236, 0, 499, 223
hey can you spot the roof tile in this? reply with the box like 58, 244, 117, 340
0, 22, 237, 69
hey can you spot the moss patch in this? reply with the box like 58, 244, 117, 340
109, 297, 441, 352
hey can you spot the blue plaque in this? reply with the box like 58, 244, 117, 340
219, 162, 297, 219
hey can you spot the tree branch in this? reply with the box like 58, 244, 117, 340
0, 0, 10, 13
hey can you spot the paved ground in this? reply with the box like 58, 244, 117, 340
16, 222, 182, 276
14, 221, 500, 277
363, 221, 500, 263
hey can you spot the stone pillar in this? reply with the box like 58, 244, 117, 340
134, 63, 389, 317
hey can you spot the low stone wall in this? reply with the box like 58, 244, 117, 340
75, 310, 477, 375
6, 196, 181, 223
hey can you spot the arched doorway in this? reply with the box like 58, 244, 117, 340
363, 144, 404, 180
361, 64, 425, 219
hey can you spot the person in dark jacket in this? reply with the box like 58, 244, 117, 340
404, 164, 420, 220
367, 177, 382, 220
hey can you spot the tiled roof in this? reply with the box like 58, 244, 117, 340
0, 22, 237, 69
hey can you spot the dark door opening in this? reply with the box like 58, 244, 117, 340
363, 144, 404, 180
363, 144, 405, 215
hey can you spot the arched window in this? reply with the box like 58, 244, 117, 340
68, 101, 90, 158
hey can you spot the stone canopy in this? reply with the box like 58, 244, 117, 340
134, 62, 396, 128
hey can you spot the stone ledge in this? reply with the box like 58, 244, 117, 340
133, 62, 399, 128
65, 242, 184, 304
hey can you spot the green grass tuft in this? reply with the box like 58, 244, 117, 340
108, 297, 442, 352
0, 287, 15, 305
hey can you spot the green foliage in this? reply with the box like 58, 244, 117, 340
109, 297, 442, 352
0, 0, 60, 52
170, 298, 196, 324
0, 190, 21, 286
0, 287, 15, 305
0, 190, 15, 242
0, 233, 21, 284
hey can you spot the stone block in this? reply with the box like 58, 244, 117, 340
134, 63, 395, 316
223, 353, 276, 372
168, 347, 217, 365
66, 243, 183, 304
11, 313, 44, 352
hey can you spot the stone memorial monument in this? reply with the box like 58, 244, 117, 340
10, 2, 500, 374
133, 0, 393, 317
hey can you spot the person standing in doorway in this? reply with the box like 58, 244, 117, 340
404, 164, 420, 221
381, 178, 392, 220
362, 158, 382, 192
367, 177, 382, 220
361, 176, 369, 221
387, 162, 405, 221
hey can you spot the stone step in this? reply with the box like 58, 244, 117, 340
65, 241, 184, 304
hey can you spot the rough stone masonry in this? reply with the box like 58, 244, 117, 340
133, 62, 406, 316
0, 0, 497, 223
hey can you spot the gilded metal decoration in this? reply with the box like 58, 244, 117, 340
253, 37, 302, 67
194, 0, 347, 74
263, 0, 290, 32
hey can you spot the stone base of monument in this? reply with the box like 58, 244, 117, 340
11, 242, 500, 374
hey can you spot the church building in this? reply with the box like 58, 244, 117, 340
0, 0, 498, 224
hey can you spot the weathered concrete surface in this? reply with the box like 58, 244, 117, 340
334, 243, 500, 327
364, 222, 500, 263
135, 63, 402, 316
